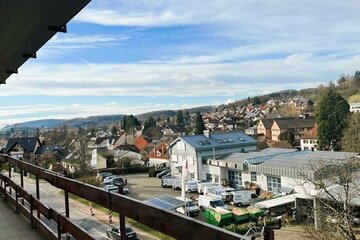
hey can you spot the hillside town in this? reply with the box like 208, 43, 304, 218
1, 83, 360, 240
2, 1, 360, 240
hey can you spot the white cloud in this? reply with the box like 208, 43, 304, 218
225, 99, 235, 105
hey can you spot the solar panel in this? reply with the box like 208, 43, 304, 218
144, 195, 185, 210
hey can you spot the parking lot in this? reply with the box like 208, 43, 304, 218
122, 173, 309, 240
125, 173, 196, 201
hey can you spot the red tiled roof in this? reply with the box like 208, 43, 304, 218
134, 136, 149, 151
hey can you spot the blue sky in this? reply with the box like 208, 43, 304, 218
1, 0, 360, 127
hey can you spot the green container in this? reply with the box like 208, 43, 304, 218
232, 208, 251, 224
247, 207, 265, 219
204, 209, 233, 227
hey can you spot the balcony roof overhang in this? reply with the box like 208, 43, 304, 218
0, 0, 91, 84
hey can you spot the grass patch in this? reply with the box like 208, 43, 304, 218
1, 163, 9, 171
60, 191, 174, 240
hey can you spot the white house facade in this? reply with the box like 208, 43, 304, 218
169, 130, 258, 181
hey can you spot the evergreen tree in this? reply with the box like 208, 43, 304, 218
317, 88, 350, 151
166, 116, 170, 123
176, 110, 184, 125
144, 116, 156, 131
90, 128, 96, 137
122, 115, 140, 134
252, 96, 261, 105
355, 70, 360, 84
111, 126, 118, 136
194, 112, 205, 134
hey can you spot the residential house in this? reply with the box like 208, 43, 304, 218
350, 102, 360, 113
169, 130, 258, 181
35, 145, 70, 161
270, 116, 316, 141
134, 135, 151, 152
257, 119, 274, 139
300, 137, 318, 151
114, 144, 143, 165
245, 126, 257, 136
204, 118, 219, 130
5, 137, 42, 161
300, 125, 318, 151
163, 125, 186, 136
148, 142, 170, 167
93, 136, 121, 149
244, 110, 264, 122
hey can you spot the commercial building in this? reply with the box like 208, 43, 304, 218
169, 130, 258, 181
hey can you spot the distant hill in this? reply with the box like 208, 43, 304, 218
136, 105, 215, 121
2, 74, 359, 132
1, 114, 125, 132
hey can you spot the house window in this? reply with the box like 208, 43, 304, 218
304, 147, 309, 150
251, 172, 257, 182
267, 176, 281, 194
303, 140, 308, 144
206, 173, 212, 182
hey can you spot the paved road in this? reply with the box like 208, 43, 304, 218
8, 172, 158, 240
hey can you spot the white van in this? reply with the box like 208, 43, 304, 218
172, 179, 198, 191
161, 177, 178, 188
209, 187, 234, 202
185, 180, 199, 193
198, 182, 220, 194
231, 191, 259, 207
198, 194, 228, 211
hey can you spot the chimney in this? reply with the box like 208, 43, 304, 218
203, 130, 211, 139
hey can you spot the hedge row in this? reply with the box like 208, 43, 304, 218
99, 166, 151, 175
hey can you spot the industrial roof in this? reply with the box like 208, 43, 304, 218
248, 150, 359, 180
179, 131, 257, 151
213, 148, 297, 164
0, 0, 91, 83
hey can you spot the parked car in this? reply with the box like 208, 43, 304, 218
97, 172, 113, 181
103, 185, 130, 194
175, 199, 200, 217
112, 176, 127, 186
103, 176, 118, 184
106, 226, 138, 240
231, 191, 260, 207
156, 169, 171, 178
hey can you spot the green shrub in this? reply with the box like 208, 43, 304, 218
99, 166, 151, 176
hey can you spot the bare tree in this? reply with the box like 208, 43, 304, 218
301, 157, 360, 240
74, 137, 92, 177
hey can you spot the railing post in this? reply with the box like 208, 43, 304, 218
8, 163, 12, 195
65, 190, 70, 218
20, 169, 24, 205
30, 195, 34, 228
0, 162, 2, 187
118, 185, 126, 240
15, 185, 19, 213
36, 175, 40, 219
57, 214, 62, 240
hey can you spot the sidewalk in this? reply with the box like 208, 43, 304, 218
0, 198, 45, 240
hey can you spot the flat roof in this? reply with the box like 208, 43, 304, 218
254, 194, 299, 209
0, 0, 91, 83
